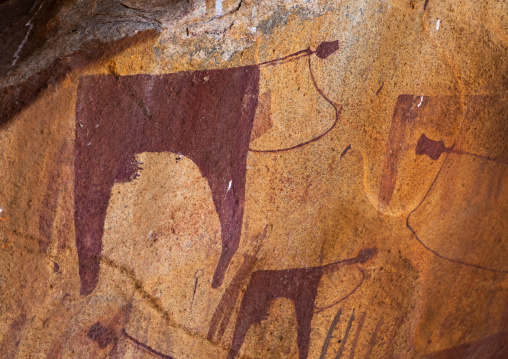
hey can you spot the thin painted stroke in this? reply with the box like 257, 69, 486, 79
122, 329, 175, 359
249, 45, 341, 153
334, 309, 355, 359
406, 151, 508, 273
319, 308, 342, 359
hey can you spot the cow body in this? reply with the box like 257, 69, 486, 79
75, 66, 259, 294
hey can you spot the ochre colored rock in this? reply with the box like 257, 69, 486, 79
1, 0, 507, 358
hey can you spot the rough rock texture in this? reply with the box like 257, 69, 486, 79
1, 0, 507, 358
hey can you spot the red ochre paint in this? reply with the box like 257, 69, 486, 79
227, 248, 376, 359
74, 42, 340, 296
75, 66, 260, 294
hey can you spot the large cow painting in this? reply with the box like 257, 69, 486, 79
74, 41, 340, 295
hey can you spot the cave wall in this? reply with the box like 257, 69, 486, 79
0, 0, 507, 358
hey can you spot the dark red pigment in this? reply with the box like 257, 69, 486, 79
415, 132, 507, 165
348, 310, 367, 359
320, 308, 363, 359
365, 317, 384, 358
74, 41, 341, 296
381, 95, 506, 208
335, 308, 355, 359
415, 133, 452, 160
378, 94, 422, 207
315, 40, 340, 59
319, 307, 342, 359
227, 248, 376, 359
407, 96, 508, 274
75, 66, 259, 294
87, 322, 116, 349
257, 40, 339, 68
122, 329, 175, 359
207, 254, 258, 343
424, 330, 508, 359
251, 53, 341, 153
340, 144, 351, 160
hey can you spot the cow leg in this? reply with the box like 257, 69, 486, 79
75, 157, 117, 295
294, 297, 316, 359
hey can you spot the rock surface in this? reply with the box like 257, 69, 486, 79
1, 0, 507, 358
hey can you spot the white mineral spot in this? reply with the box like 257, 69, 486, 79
436, 19, 440, 30
417, 96, 424, 107
216, 0, 223, 15
225, 180, 232, 199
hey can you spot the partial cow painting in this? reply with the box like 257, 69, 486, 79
74, 41, 340, 295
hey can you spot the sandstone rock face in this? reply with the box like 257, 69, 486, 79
1, 0, 507, 358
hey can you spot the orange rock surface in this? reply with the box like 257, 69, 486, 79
1, 0, 507, 358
